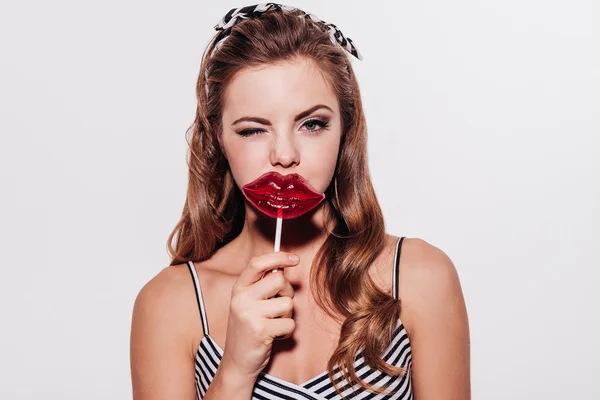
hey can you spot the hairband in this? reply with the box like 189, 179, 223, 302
212, 3, 363, 61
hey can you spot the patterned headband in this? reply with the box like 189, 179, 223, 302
212, 2, 363, 61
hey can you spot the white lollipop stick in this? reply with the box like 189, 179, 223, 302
272, 215, 283, 273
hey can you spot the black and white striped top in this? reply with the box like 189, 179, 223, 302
186, 236, 413, 399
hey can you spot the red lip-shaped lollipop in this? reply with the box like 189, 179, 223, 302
241, 171, 325, 219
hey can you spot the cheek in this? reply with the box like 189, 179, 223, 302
224, 140, 267, 186
303, 136, 341, 191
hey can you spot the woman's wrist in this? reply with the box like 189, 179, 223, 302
205, 358, 257, 399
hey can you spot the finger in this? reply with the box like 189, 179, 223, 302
249, 270, 295, 300
258, 296, 294, 319
266, 317, 296, 339
236, 252, 300, 288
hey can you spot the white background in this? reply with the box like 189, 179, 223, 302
1, 0, 598, 398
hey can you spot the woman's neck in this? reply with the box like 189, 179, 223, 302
223, 204, 328, 280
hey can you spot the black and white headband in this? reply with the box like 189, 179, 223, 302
212, 3, 363, 61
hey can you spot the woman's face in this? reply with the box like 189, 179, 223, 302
220, 58, 343, 217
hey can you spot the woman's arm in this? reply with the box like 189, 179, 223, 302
130, 267, 256, 399
130, 268, 198, 399
401, 239, 471, 400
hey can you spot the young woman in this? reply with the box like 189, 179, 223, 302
130, 4, 470, 399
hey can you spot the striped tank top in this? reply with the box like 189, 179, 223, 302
186, 236, 413, 399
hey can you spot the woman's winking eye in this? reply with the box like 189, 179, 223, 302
236, 118, 331, 137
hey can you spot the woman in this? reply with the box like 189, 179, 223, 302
130, 3, 470, 399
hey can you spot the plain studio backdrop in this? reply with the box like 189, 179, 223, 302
0, 0, 598, 398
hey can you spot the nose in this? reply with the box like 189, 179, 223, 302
269, 132, 300, 168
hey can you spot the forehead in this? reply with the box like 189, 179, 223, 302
223, 58, 338, 118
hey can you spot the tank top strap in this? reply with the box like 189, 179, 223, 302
392, 236, 406, 301
186, 261, 210, 336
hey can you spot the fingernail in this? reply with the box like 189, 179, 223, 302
289, 254, 300, 262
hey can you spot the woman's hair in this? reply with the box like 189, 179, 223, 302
167, 8, 407, 395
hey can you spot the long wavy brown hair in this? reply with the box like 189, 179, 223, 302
167, 7, 407, 396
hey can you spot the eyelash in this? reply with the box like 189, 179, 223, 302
237, 118, 331, 137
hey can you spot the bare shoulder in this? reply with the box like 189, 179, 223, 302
131, 259, 230, 354
395, 237, 466, 331
371, 235, 466, 335
396, 236, 461, 291
387, 236, 471, 399
132, 263, 203, 346
130, 262, 207, 398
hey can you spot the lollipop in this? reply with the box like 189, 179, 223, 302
241, 171, 326, 272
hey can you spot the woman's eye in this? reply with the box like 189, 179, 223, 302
237, 128, 263, 137
236, 118, 330, 137
303, 118, 330, 133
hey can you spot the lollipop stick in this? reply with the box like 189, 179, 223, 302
272, 212, 283, 273
274, 216, 282, 252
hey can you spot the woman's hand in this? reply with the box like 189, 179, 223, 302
220, 252, 299, 381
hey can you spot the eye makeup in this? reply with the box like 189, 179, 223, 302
236, 117, 331, 137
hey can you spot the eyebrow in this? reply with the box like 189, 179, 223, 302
231, 104, 333, 126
